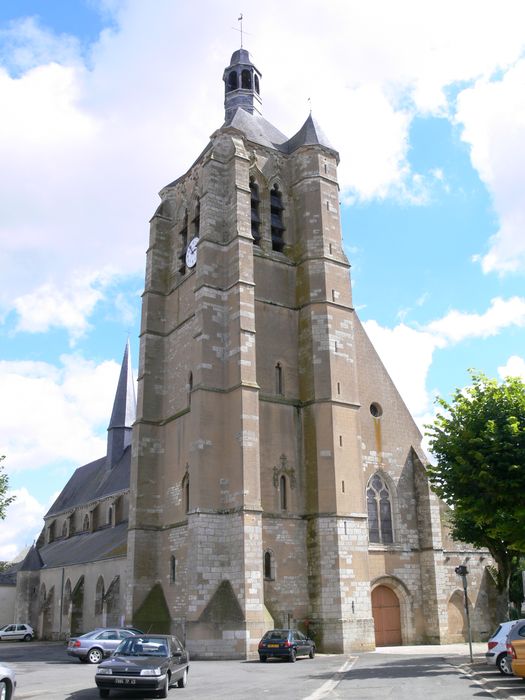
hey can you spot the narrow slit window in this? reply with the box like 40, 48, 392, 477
264, 551, 273, 580
275, 362, 284, 395
170, 555, 176, 583
279, 475, 287, 511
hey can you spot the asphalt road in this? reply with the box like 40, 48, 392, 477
2, 640, 525, 700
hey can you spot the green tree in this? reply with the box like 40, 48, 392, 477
426, 371, 525, 598
0, 455, 15, 520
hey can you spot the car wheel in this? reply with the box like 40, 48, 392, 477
99, 689, 110, 698
87, 647, 104, 664
259, 655, 267, 663
157, 673, 169, 698
309, 646, 315, 659
289, 649, 297, 663
177, 667, 188, 688
23, 634, 32, 642
0, 680, 7, 700
497, 653, 513, 675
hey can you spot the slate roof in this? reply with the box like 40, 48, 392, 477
45, 444, 131, 518
223, 108, 338, 158
284, 113, 337, 156
18, 545, 44, 572
38, 521, 128, 568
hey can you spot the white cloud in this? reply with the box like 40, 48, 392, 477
0, 355, 122, 473
455, 59, 525, 274
425, 296, 525, 343
498, 355, 525, 381
0, 488, 47, 561
12, 273, 108, 343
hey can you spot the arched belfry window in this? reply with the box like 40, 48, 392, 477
279, 475, 287, 511
193, 199, 200, 238
250, 178, 261, 245
178, 210, 188, 274
228, 70, 238, 91
270, 184, 285, 252
254, 74, 260, 94
241, 69, 252, 89
367, 473, 393, 544
83, 514, 90, 532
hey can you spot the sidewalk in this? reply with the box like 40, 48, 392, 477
374, 642, 487, 657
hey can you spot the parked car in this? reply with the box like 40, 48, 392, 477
0, 624, 33, 642
0, 662, 16, 700
67, 627, 144, 664
506, 619, 525, 677
485, 619, 524, 674
95, 633, 189, 698
257, 629, 315, 663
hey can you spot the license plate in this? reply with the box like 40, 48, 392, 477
268, 644, 279, 648
115, 679, 136, 685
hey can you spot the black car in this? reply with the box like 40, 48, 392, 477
258, 629, 315, 662
95, 634, 189, 698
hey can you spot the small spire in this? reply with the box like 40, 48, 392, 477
107, 340, 136, 468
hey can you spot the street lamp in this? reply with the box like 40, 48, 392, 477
455, 565, 473, 662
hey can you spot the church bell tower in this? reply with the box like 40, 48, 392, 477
127, 46, 379, 658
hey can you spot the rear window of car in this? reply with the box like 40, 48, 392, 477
264, 630, 288, 640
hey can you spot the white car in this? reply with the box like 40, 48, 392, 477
485, 619, 525, 674
0, 662, 16, 700
0, 623, 34, 642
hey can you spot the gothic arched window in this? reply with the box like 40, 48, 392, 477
367, 473, 393, 544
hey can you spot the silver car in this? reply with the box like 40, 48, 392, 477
67, 628, 143, 664
0, 624, 33, 642
0, 662, 16, 700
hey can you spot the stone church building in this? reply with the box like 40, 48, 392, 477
14, 47, 500, 657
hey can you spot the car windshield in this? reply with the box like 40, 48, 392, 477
114, 636, 168, 657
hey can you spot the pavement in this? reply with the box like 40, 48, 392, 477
375, 643, 525, 700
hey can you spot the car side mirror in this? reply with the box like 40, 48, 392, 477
173, 651, 182, 658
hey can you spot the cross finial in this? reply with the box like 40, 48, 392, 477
308, 97, 312, 114
238, 13, 244, 48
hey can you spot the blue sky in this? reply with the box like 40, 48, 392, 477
1, 0, 525, 559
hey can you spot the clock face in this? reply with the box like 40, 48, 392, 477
185, 237, 198, 268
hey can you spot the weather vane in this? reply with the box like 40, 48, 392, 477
232, 13, 251, 48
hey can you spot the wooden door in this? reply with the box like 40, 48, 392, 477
372, 585, 402, 646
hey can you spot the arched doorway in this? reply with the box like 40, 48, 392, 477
372, 585, 402, 646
